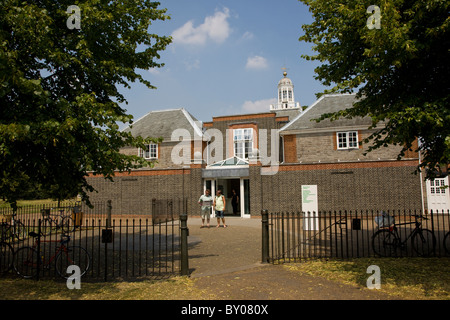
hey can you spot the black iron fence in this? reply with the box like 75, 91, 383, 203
262, 209, 450, 263
0, 200, 189, 281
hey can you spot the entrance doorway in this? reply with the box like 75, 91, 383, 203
204, 178, 250, 218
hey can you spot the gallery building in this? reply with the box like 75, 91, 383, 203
86, 72, 449, 216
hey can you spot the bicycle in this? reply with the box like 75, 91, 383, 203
372, 214, 436, 257
40, 208, 75, 236
0, 213, 27, 242
0, 224, 14, 274
13, 231, 90, 279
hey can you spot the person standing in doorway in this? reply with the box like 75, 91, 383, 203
213, 189, 227, 228
198, 189, 213, 228
231, 189, 239, 215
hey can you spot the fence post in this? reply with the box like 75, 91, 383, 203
261, 209, 269, 263
106, 200, 112, 228
180, 213, 189, 276
37, 218, 41, 281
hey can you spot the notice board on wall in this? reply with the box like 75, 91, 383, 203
302, 185, 318, 230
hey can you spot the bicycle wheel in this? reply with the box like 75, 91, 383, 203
55, 246, 90, 279
372, 229, 399, 257
12, 221, 27, 241
61, 216, 75, 234
0, 242, 14, 274
444, 232, 450, 256
14, 247, 40, 279
412, 229, 436, 257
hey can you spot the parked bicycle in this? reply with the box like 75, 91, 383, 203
13, 231, 90, 279
40, 208, 75, 236
0, 213, 27, 242
0, 225, 14, 274
372, 213, 436, 257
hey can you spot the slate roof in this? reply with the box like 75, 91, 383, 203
280, 94, 372, 133
122, 108, 203, 141
272, 108, 302, 121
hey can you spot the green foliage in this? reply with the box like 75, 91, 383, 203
299, 0, 449, 178
0, 0, 172, 210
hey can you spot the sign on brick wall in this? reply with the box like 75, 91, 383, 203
302, 185, 318, 230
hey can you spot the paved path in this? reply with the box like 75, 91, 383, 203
186, 217, 398, 300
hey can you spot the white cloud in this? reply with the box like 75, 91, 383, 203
172, 8, 231, 46
148, 68, 161, 75
242, 98, 276, 113
241, 31, 254, 40
184, 59, 200, 71
246, 56, 268, 70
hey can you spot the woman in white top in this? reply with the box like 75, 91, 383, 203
213, 189, 227, 228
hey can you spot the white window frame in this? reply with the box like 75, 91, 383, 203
430, 179, 447, 195
233, 128, 253, 159
337, 131, 359, 150
139, 143, 158, 160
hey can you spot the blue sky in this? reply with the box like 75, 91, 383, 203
119, 0, 328, 125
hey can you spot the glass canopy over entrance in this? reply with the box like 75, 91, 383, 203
210, 156, 248, 167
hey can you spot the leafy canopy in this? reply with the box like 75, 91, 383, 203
0, 0, 172, 210
299, 0, 450, 178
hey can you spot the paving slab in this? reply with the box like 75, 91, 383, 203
185, 217, 398, 300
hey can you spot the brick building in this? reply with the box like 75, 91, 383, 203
86, 72, 449, 216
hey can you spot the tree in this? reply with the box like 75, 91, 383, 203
0, 0, 171, 210
299, 0, 449, 179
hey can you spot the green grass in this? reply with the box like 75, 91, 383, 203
285, 257, 450, 300
0, 199, 77, 209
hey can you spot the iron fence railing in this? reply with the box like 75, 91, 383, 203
263, 209, 450, 263
0, 200, 189, 281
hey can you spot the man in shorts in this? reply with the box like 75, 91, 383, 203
198, 189, 213, 228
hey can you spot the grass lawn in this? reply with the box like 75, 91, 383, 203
0, 276, 207, 300
0, 257, 449, 300
0, 199, 76, 209
285, 257, 450, 300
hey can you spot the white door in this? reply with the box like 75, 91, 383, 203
204, 179, 216, 218
240, 178, 251, 218
426, 177, 450, 213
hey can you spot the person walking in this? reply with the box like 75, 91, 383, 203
198, 189, 213, 228
213, 189, 227, 228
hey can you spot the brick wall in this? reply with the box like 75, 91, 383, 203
86, 160, 422, 217
120, 140, 207, 170
295, 130, 412, 163
85, 168, 202, 216
283, 135, 297, 163
250, 160, 422, 215
206, 113, 282, 162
